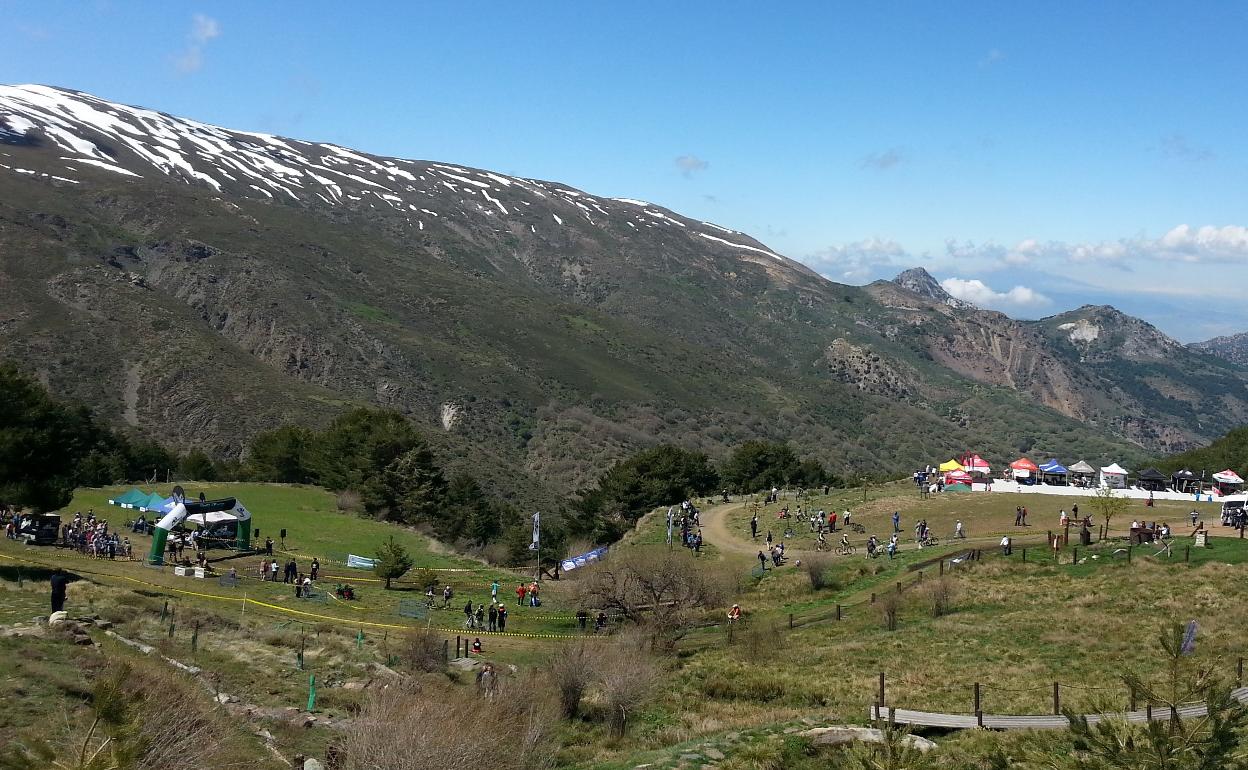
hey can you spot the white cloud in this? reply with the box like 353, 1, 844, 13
174, 13, 221, 74
860, 148, 904, 171
674, 154, 708, 177
940, 278, 1051, 312
807, 237, 908, 281
979, 48, 1006, 67
1158, 133, 1213, 162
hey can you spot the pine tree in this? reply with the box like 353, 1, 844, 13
373, 536, 414, 589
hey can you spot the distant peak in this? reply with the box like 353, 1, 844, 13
892, 267, 971, 308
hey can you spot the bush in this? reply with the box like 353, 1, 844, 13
803, 554, 837, 591
336, 489, 363, 512
596, 639, 660, 737
702, 668, 787, 702
879, 591, 902, 631
548, 642, 596, 718
737, 618, 783, 661
404, 628, 446, 673
338, 678, 555, 770
922, 576, 958, 618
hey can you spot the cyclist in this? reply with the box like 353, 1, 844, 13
840, 533, 850, 551
866, 536, 879, 558
816, 531, 827, 551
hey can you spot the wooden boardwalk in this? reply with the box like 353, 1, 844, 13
868, 687, 1248, 730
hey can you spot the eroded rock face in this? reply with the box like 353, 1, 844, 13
800, 726, 937, 752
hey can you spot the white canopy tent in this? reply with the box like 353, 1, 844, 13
1100, 463, 1129, 489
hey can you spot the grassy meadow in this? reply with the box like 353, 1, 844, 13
5, 480, 1248, 769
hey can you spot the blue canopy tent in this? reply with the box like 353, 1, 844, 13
1039, 459, 1068, 485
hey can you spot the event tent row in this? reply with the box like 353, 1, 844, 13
928, 455, 1245, 496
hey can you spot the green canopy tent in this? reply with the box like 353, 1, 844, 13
108, 488, 149, 509
139, 492, 171, 512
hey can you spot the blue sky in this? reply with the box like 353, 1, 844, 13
2, 1, 1246, 340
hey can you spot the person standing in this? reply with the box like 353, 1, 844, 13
50, 568, 69, 613
576, 608, 588, 631
310, 558, 320, 581
892, 511, 901, 532
475, 603, 485, 629
464, 599, 475, 628
757, 550, 768, 571
750, 513, 758, 539
488, 602, 498, 632
490, 579, 500, 602
265, 537, 274, 556
443, 584, 453, 608
516, 582, 526, 606
955, 520, 965, 539
1001, 535, 1012, 556
1015, 506, 1023, 527
829, 510, 838, 532
496, 604, 507, 632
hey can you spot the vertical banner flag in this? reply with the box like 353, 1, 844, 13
529, 511, 541, 551
666, 506, 674, 545
1181, 619, 1198, 655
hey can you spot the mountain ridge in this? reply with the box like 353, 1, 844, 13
1, 84, 1242, 503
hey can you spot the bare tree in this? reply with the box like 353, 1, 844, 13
575, 546, 730, 647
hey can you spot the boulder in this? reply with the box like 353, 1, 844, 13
799, 726, 937, 752
48, 611, 69, 626
304, 760, 324, 770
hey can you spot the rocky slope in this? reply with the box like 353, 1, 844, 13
1191, 332, 1248, 366
0, 85, 1233, 500
870, 271, 1248, 453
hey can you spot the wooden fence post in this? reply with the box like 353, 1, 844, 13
1184, 547, 1190, 564
879, 672, 886, 707
1129, 683, 1137, 711
1127, 545, 1132, 564
889, 706, 896, 727
1053, 682, 1060, 715
1072, 547, 1078, 564
442, 639, 449, 662
871, 592, 876, 604
456, 635, 461, 657
835, 604, 842, 621
939, 560, 944, 576
1022, 548, 1027, 562
789, 613, 794, 629
974, 682, 981, 716
1238, 658, 1243, 687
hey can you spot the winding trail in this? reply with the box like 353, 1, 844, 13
700, 501, 765, 556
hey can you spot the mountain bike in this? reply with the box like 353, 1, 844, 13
835, 543, 856, 556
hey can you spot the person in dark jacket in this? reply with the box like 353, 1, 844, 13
488, 602, 498, 632
50, 568, 69, 613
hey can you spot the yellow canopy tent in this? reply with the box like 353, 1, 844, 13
938, 459, 964, 472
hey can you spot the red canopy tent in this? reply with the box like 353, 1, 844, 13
962, 454, 991, 474
1009, 457, 1039, 481
945, 470, 973, 485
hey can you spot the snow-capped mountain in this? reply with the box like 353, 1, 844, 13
0, 83, 795, 273
2, 83, 1243, 497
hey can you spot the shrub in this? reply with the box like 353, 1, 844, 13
803, 554, 838, 591
879, 591, 902, 631
922, 576, 958, 618
336, 489, 363, 512
548, 641, 595, 718
404, 628, 446, 673
338, 678, 555, 770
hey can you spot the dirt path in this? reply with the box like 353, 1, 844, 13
700, 501, 764, 556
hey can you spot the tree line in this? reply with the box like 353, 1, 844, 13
2, 365, 836, 557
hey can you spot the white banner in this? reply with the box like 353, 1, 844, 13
346, 554, 376, 569
529, 511, 541, 551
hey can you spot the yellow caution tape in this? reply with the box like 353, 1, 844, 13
0, 551, 592, 640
